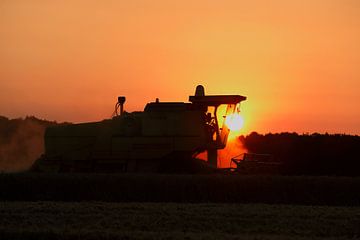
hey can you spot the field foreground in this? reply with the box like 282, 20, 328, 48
1, 174, 360, 239
0, 202, 359, 240
1, 173, 360, 205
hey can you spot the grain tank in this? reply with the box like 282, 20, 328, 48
32, 85, 246, 172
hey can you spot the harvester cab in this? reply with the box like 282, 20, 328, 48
189, 85, 246, 167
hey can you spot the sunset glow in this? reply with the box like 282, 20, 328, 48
1, 1, 360, 134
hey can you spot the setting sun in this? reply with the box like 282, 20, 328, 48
225, 113, 244, 131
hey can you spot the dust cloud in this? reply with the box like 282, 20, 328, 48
0, 117, 51, 172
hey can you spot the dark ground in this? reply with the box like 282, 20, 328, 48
1, 173, 360, 239
0, 202, 359, 240
1, 173, 360, 205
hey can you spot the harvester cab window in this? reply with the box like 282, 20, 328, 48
204, 104, 236, 147
217, 103, 236, 147
189, 93, 246, 148
205, 106, 217, 141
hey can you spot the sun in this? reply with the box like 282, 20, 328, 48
225, 113, 244, 131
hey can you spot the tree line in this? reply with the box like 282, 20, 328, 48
241, 132, 360, 176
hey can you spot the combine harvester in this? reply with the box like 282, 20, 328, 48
32, 85, 246, 173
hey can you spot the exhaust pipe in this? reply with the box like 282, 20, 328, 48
117, 96, 126, 115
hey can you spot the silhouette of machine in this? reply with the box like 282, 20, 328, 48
230, 153, 281, 174
32, 85, 246, 172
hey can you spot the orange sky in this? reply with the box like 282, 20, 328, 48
1, 0, 360, 134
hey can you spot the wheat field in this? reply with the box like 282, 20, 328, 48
1, 202, 359, 240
